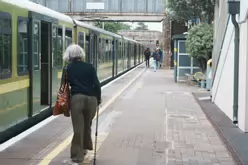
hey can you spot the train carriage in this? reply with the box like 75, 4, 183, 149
0, 0, 77, 143
74, 20, 121, 81
0, 0, 144, 143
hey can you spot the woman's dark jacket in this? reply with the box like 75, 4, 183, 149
61, 61, 101, 104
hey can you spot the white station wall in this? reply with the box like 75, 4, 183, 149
212, 1, 248, 132
212, 19, 234, 120
238, 21, 248, 132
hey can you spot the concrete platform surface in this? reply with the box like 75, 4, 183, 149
0, 63, 146, 165
51, 67, 237, 165
87, 68, 237, 165
0, 64, 239, 165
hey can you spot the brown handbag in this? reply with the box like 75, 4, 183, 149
53, 66, 70, 117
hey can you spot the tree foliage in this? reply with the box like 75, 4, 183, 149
166, 0, 215, 23
134, 22, 148, 30
94, 22, 131, 33
186, 23, 213, 71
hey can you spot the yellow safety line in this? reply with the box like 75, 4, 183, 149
38, 99, 111, 165
39, 135, 73, 164
38, 68, 146, 165
83, 132, 110, 164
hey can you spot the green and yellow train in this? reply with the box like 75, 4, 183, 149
0, 0, 144, 143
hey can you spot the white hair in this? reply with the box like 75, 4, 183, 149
63, 44, 85, 62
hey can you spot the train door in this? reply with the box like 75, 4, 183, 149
93, 34, 98, 69
115, 40, 118, 76
138, 44, 140, 64
134, 44, 137, 66
123, 41, 125, 71
125, 42, 128, 70
29, 19, 53, 117
112, 40, 116, 77
127, 42, 131, 68
86, 33, 98, 68
119, 41, 124, 73
86, 35, 92, 63
85, 39, 89, 62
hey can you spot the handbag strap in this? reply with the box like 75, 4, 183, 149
59, 65, 69, 93
64, 65, 68, 84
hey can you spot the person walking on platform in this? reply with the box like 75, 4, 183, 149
144, 48, 151, 67
61, 44, 102, 165
158, 49, 164, 68
152, 48, 160, 72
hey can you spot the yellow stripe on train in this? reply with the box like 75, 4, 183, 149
0, 79, 29, 94
58, 71, 62, 79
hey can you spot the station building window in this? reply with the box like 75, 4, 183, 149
0, 13, 12, 79
18, 17, 28, 75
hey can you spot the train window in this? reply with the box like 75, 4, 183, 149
98, 38, 102, 65
85, 35, 90, 62
78, 32, 84, 49
119, 42, 122, 59
65, 28, 72, 48
57, 27, 63, 67
105, 40, 111, 63
0, 14, 12, 79
33, 22, 39, 70
52, 26, 57, 68
18, 18, 28, 75
52, 26, 62, 68
100, 38, 104, 63
109, 40, 112, 62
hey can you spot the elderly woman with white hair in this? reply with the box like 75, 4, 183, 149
61, 44, 101, 165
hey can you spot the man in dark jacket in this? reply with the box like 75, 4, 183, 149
144, 48, 151, 67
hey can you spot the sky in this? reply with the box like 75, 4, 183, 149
124, 22, 163, 32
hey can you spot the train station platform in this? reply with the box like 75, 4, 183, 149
0, 63, 237, 165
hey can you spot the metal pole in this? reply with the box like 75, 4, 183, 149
93, 106, 100, 165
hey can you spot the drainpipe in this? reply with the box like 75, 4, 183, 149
232, 14, 240, 124
228, 0, 240, 124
